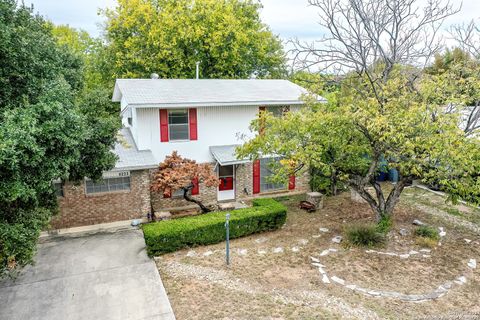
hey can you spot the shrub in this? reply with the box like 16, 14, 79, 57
376, 214, 392, 234
143, 198, 286, 256
344, 223, 385, 247
414, 226, 440, 240
415, 237, 438, 248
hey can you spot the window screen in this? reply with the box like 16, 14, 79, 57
266, 106, 289, 117
53, 182, 64, 197
172, 188, 190, 198
260, 158, 285, 192
85, 177, 131, 194
168, 109, 189, 140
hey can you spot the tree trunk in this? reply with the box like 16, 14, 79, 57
350, 177, 409, 222
183, 187, 211, 213
331, 170, 338, 196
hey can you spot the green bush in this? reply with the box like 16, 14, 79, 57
376, 214, 393, 234
415, 226, 440, 240
344, 223, 385, 247
1, 207, 50, 277
143, 198, 287, 256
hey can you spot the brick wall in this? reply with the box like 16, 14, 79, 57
51, 170, 151, 229
51, 163, 311, 229
235, 162, 310, 200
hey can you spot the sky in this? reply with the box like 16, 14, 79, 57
26, 0, 479, 45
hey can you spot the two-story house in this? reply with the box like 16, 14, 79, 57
52, 79, 322, 229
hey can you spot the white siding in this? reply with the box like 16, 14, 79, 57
135, 106, 259, 163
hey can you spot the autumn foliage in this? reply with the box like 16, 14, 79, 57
151, 151, 219, 212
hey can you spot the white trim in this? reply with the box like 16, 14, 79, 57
125, 100, 323, 109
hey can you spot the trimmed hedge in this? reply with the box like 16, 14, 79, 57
143, 198, 287, 256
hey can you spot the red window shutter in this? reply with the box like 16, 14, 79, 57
189, 108, 198, 140
253, 160, 260, 194
159, 109, 169, 142
288, 175, 296, 190
191, 178, 199, 195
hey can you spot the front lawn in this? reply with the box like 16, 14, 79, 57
154, 187, 480, 319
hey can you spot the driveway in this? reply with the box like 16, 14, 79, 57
0, 229, 175, 320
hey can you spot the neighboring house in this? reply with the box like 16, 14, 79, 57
52, 79, 323, 228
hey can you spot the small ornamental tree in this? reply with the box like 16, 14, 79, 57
151, 152, 219, 213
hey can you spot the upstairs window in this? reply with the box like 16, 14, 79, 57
168, 109, 189, 141
266, 106, 290, 117
85, 176, 131, 194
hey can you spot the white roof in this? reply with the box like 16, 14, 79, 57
112, 79, 324, 108
112, 128, 158, 171
209, 145, 250, 166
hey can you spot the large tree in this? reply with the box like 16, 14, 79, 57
239, 0, 480, 223
102, 0, 286, 79
0, 1, 117, 276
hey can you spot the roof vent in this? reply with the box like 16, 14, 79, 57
150, 73, 159, 79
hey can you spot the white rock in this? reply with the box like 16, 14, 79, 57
331, 236, 343, 244
319, 228, 329, 233
255, 237, 268, 244
399, 254, 410, 259
385, 252, 398, 256
291, 246, 300, 252
237, 249, 248, 256
331, 276, 345, 285
413, 219, 426, 226
312, 262, 326, 268
203, 250, 214, 257
455, 276, 467, 285
368, 290, 381, 296
320, 249, 330, 256
329, 248, 338, 252
273, 247, 284, 254
355, 287, 368, 293
186, 250, 196, 257
318, 267, 327, 274
298, 239, 309, 245
258, 249, 267, 255
409, 250, 419, 255
439, 231, 446, 237
365, 249, 376, 253
422, 255, 431, 258
346, 284, 357, 290
420, 249, 431, 253
312, 235, 321, 238
322, 274, 330, 283
468, 258, 477, 269
310, 256, 320, 263
464, 239, 472, 243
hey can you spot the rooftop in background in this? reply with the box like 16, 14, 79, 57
113, 128, 158, 171
112, 79, 325, 109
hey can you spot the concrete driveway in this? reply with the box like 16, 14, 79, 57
0, 229, 175, 320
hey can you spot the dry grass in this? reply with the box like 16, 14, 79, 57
156, 187, 480, 320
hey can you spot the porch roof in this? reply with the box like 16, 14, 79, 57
209, 145, 250, 166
